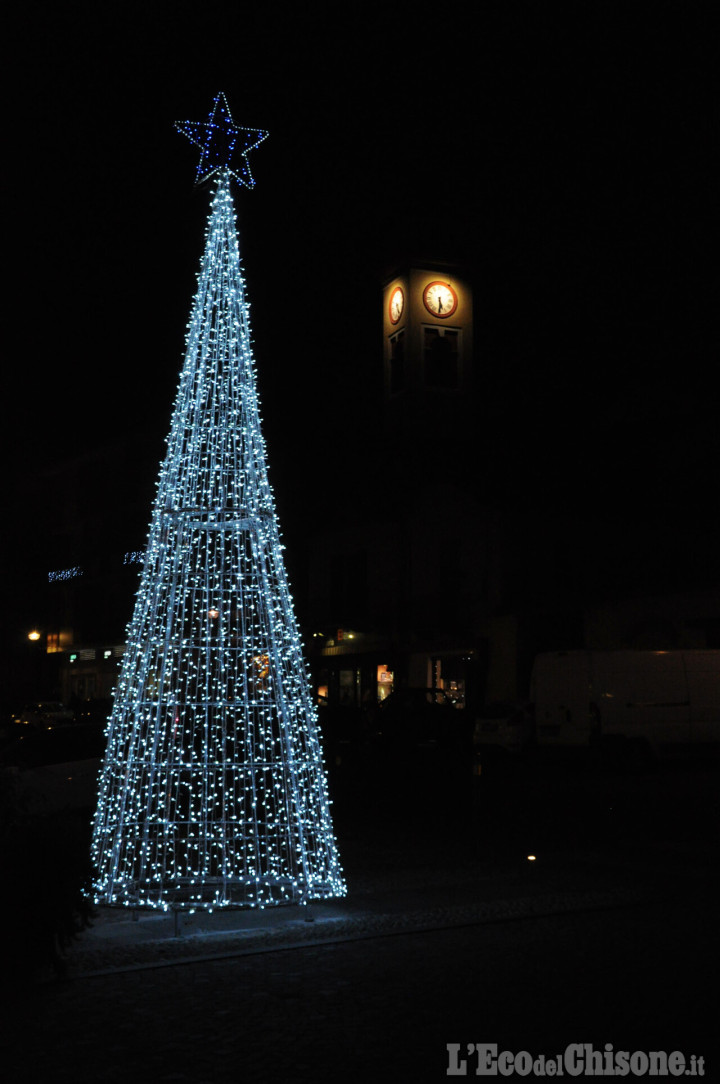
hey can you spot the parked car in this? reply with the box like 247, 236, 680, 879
0, 722, 106, 813
473, 701, 534, 755
74, 698, 113, 726
13, 701, 75, 729
377, 687, 460, 741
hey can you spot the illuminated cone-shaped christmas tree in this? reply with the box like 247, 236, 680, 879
91, 94, 345, 910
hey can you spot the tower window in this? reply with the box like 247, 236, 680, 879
389, 330, 406, 394
424, 327, 459, 389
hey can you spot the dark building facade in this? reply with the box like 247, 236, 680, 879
305, 257, 720, 716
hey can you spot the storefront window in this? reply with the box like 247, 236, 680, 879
377, 664, 394, 701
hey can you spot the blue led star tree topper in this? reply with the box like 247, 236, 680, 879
90, 96, 345, 910
175, 91, 268, 187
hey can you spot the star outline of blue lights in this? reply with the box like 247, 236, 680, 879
175, 91, 269, 188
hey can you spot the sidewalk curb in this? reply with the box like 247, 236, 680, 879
65, 886, 646, 979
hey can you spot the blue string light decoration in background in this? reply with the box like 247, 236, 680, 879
90, 94, 346, 910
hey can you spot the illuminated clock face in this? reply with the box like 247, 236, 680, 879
423, 281, 458, 318
389, 286, 405, 324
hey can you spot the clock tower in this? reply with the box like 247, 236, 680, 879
382, 261, 474, 484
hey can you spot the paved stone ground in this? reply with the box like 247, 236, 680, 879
5, 887, 717, 1083
3, 760, 718, 1082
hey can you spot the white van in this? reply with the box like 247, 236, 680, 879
530, 650, 720, 760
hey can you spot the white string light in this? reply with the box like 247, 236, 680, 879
90, 130, 345, 910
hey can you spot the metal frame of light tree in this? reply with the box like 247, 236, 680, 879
90, 99, 345, 911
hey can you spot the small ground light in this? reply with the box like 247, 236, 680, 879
527, 855, 537, 861
28, 630, 41, 641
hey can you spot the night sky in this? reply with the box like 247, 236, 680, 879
4, 4, 717, 657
